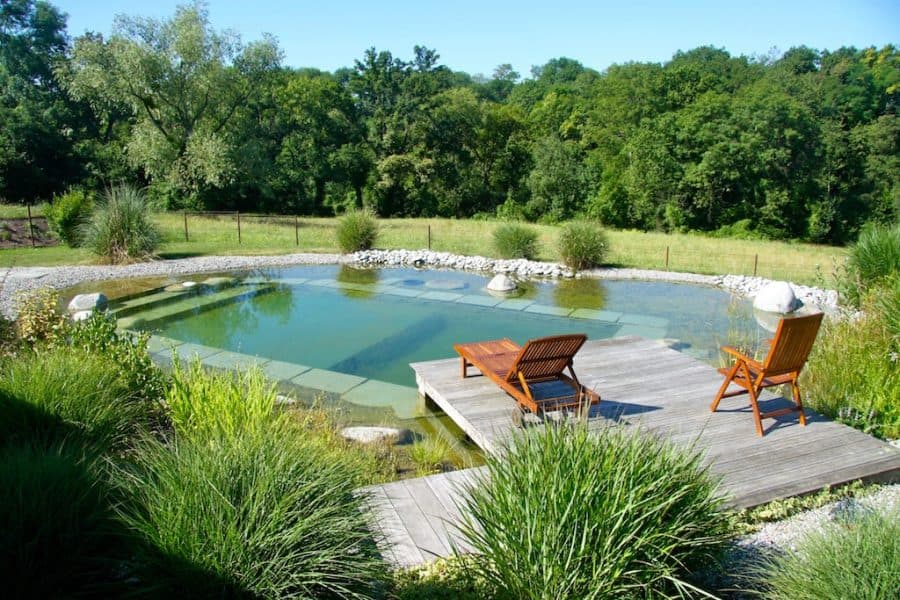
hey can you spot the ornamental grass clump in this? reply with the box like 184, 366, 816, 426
839, 223, 900, 307
80, 184, 160, 263
119, 419, 388, 598
337, 207, 379, 252
458, 424, 732, 599
0, 348, 154, 453
757, 507, 899, 600
557, 220, 608, 271
493, 222, 540, 259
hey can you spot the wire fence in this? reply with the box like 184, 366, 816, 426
173, 211, 836, 285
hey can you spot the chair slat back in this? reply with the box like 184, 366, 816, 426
763, 313, 824, 376
506, 334, 587, 382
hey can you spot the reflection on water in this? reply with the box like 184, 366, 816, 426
553, 277, 607, 310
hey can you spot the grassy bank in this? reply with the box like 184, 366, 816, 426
0, 208, 845, 285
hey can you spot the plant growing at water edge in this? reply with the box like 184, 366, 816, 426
79, 184, 161, 263
337, 207, 379, 252
165, 361, 275, 441
839, 223, 900, 307
756, 506, 899, 600
557, 220, 608, 271
493, 222, 540, 259
119, 420, 388, 598
408, 435, 455, 476
457, 424, 732, 599
13, 287, 66, 345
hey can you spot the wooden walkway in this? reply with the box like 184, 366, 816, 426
362, 336, 900, 568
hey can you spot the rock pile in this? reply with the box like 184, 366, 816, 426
720, 274, 838, 311
353, 249, 572, 278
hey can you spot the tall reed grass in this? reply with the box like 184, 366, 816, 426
757, 507, 899, 600
458, 424, 731, 599
118, 421, 388, 598
80, 184, 161, 263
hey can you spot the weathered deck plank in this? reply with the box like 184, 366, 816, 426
363, 336, 900, 568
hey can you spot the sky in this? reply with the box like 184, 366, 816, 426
51, 0, 899, 77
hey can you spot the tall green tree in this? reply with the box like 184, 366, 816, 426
65, 2, 281, 208
0, 0, 83, 202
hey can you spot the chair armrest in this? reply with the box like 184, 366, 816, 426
720, 346, 763, 370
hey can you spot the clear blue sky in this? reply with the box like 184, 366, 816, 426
52, 0, 899, 77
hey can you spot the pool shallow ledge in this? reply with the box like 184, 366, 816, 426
146, 335, 425, 420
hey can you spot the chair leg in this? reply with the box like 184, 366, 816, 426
711, 362, 740, 412
745, 366, 765, 437
792, 378, 807, 426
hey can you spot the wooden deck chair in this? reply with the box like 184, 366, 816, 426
453, 334, 600, 423
711, 312, 824, 436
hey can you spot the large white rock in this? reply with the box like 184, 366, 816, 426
487, 273, 517, 292
753, 281, 800, 314
340, 426, 409, 445
67, 292, 107, 313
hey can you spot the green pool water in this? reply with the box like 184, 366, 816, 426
113, 265, 764, 450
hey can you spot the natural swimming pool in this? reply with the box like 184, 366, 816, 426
112, 265, 765, 422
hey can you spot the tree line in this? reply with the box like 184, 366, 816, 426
2, 1, 897, 244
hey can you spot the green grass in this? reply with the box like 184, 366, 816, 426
0, 348, 157, 453
802, 283, 900, 439
457, 423, 733, 599
118, 420, 388, 598
757, 506, 900, 600
0, 203, 46, 218
0, 208, 845, 285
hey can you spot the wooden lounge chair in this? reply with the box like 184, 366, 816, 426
453, 334, 600, 423
711, 312, 824, 436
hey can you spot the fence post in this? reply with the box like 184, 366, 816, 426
665, 246, 669, 270
753, 254, 758, 277
27, 203, 35, 248
183, 211, 189, 242
427, 225, 431, 250
236, 211, 241, 245
294, 215, 299, 245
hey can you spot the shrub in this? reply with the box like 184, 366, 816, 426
493, 222, 540, 259
80, 184, 160, 263
840, 223, 900, 307
803, 282, 900, 438
0, 442, 123, 598
68, 311, 166, 404
14, 287, 66, 344
165, 361, 275, 441
0, 348, 153, 452
457, 424, 731, 599
557, 220, 609, 271
337, 207, 379, 253
119, 421, 388, 598
46, 188, 94, 246
758, 507, 899, 600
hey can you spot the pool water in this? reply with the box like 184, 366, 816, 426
113, 265, 764, 446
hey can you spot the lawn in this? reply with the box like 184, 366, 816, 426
0, 207, 846, 286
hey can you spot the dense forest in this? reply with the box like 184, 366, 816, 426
1, 1, 897, 244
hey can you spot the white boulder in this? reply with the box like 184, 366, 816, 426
487, 273, 517, 292
67, 292, 107, 313
340, 426, 409, 445
753, 281, 800, 314
71, 310, 94, 322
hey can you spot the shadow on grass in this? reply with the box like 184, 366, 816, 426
0, 392, 248, 598
155, 251, 208, 260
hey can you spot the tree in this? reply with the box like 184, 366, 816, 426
65, 2, 281, 207
0, 0, 83, 202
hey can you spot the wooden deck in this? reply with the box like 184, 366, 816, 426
362, 336, 900, 567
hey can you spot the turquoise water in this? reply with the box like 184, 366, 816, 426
128, 265, 764, 389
